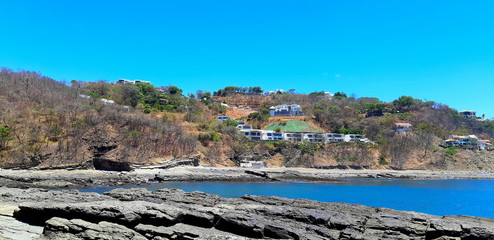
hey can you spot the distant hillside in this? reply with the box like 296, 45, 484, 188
1, 67, 494, 171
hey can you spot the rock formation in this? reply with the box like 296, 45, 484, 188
1, 187, 493, 239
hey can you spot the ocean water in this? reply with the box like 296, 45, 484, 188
79, 179, 494, 218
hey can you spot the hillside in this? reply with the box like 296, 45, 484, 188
0, 69, 196, 169
1, 68, 494, 171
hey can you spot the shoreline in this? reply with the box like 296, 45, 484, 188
1, 166, 494, 189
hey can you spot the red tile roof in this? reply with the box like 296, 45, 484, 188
394, 123, 412, 126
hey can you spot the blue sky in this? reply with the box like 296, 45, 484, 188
1, 1, 493, 118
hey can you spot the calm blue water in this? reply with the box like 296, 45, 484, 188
79, 179, 494, 218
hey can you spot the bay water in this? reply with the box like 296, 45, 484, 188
79, 179, 494, 218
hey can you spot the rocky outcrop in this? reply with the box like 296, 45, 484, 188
40, 217, 147, 240
0, 187, 493, 239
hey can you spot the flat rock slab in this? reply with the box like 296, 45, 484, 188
0, 215, 43, 240
40, 217, 147, 240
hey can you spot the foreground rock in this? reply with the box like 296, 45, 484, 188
1, 187, 493, 239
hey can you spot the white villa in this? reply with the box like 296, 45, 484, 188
459, 111, 477, 119
236, 121, 253, 130
117, 79, 151, 84
240, 129, 374, 144
443, 135, 492, 150
270, 104, 302, 117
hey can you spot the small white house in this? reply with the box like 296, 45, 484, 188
237, 125, 253, 130
240, 161, 265, 168
459, 111, 477, 119
101, 98, 114, 104
271, 104, 302, 117
394, 123, 413, 132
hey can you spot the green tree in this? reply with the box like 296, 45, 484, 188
309, 91, 325, 97
299, 142, 317, 155
225, 118, 239, 127
121, 84, 143, 107
0, 126, 10, 148
334, 92, 347, 99
167, 85, 183, 95
196, 90, 212, 100
393, 96, 415, 112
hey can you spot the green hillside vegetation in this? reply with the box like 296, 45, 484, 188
267, 120, 322, 132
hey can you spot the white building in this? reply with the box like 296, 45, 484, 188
240, 161, 265, 168
263, 130, 284, 141
237, 125, 253, 130
303, 132, 326, 143
459, 111, 477, 119
394, 123, 413, 132
117, 79, 150, 84
242, 129, 264, 141
101, 98, 114, 104
238, 124, 374, 145
344, 134, 362, 142
326, 133, 345, 143
271, 104, 302, 117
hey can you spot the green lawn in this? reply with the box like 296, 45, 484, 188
266, 120, 322, 132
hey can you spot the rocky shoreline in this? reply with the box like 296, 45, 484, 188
2, 166, 494, 189
0, 186, 493, 239
2, 166, 494, 239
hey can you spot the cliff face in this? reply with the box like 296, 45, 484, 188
0, 119, 196, 170
1, 187, 493, 239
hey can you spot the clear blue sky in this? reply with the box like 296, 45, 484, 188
1, 1, 493, 118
